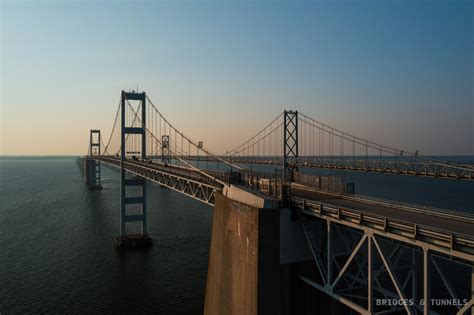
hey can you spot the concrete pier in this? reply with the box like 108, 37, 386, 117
204, 185, 348, 314
204, 188, 277, 314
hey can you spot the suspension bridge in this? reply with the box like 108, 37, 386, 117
83, 90, 474, 315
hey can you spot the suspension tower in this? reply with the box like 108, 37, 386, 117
114, 90, 152, 249
283, 110, 298, 202
161, 135, 171, 163
84, 129, 102, 190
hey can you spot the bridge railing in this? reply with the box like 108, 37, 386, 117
330, 190, 474, 223
292, 197, 474, 261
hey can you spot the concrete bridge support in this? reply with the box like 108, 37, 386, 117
204, 186, 348, 314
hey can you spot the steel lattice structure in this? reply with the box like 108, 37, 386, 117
97, 156, 222, 206
85, 91, 474, 314
294, 197, 473, 315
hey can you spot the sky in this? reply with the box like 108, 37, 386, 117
0, 0, 472, 155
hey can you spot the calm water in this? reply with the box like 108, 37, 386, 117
0, 157, 212, 313
1, 156, 473, 313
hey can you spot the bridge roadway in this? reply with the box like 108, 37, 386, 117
292, 187, 474, 238
94, 155, 474, 257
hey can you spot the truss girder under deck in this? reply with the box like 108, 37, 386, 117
96, 157, 220, 206
295, 199, 474, 315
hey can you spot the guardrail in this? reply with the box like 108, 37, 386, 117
291, 183, 474, 224
292, 197, 474, 261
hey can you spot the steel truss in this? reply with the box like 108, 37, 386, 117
97, 156, 220, 206
295, 201, 474, 315
93, 157, 474, 314
220, 157, 474, 180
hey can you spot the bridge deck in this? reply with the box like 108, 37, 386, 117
293, 188, 474, 237
94, 156, 473, 238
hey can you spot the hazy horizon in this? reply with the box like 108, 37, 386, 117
1, 0, 472, 156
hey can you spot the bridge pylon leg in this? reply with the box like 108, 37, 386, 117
114, 90, 152, 250
85, 129, 102, 190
